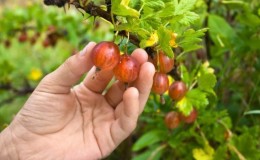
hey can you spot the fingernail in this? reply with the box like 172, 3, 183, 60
80, 42, 96, 56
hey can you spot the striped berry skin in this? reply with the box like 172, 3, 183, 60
169, 81, 187, 101
91, 41, 120, 71
152, 72, 169, 95
113, 54, 140, 83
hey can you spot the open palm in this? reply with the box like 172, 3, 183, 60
6, 42, 155, 160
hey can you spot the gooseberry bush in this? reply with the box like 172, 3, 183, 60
1, 0, 260, 159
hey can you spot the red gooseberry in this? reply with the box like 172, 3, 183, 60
164, 111, 181, 129
113, 54, 140, 84
91, 41, 120, 71
180, 109, 198, 124
169, 81, 187, 101
154, 51, 174, 73
152, 72, 169, 104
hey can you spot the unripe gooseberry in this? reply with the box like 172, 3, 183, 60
91, 41, 120, 71
113, 54, 140, 84
169, 81, 187, 101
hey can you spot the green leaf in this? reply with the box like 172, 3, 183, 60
132, 130, 166, 151
232, 133, 260, 159
198, 73, 217, 91
208, 14, 241, 48
244, 110, 260, 115
157, 26, 174, 58
173, 0, 197, 15
180, 64, 190, 85
178, 28, 207, 54
176, 97, 194, 116
187, 89, 209, 108
157, 2, 175, 18
112, 0, 140, 18
142, 0, 165, 10
176, 89, 209, 115
178, 11, 200, 25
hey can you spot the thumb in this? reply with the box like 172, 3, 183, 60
36, 42, 96, 93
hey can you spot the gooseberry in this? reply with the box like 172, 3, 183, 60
113, 54, 140, 84
91, 41, 120, 71
169, 81, 187, 101
152, 72, 169, 104
154, 51, 174, 73
164, 111, 181, 129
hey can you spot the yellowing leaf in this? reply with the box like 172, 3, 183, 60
112, 0, 140, 18
169, 32, 178, 48
193, 142, 215, 160
28, 68, 43, 81
140, 31, 158, 48
202, 61, 215, 74
121, 0, 130, 6
176, 97, 193, 116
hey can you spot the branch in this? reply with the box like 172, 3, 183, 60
204, 0, 212, 60
44, 0, 182, 80
74, 2, 141, 46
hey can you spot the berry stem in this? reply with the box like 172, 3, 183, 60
160, 95, 165, 104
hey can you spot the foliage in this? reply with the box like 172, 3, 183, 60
0, 0, 260, 159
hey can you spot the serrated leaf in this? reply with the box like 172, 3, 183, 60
112, 0, 140, 18
177, 89, 209, 115
198, 73, 216, 90
142, 0, 165, 10
174, 0, 197, 15
178, 28, 207, 54
176, 97, 193, 116
132, 130, 166, 151
179, 11, 200, 25
157, 26, 174, 58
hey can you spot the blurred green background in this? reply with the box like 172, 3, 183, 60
0, 0, 260, 159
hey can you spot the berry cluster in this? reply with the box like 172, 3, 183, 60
164, 109, 198, 129
151, 51, 187, 104
1, 25, 64, 49
91, 41, 140, 84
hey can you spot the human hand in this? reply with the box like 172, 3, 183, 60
0, 42, 155, 160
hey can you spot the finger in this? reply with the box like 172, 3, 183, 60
104, 81, 125, 107
37, 42, 96, 93
82, 67, 114, 93
134, 62, 155, 114
104, 48, 148, 107
110, 87, 139, 145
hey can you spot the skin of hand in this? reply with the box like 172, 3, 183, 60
0, 42, 155, 160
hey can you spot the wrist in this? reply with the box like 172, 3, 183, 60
0, 126, 19, 159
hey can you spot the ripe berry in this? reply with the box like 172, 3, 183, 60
4, 40, 11, 48
18, 32, 27, 43
169, 81, 187, 101
152, 72, 169, 104
113, 54, 140, 83
154, 51, 174, 73
164, 111, 181, 129
180, 109, 198, 124
91, 41, 120, 71
42, 38, 51, 48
